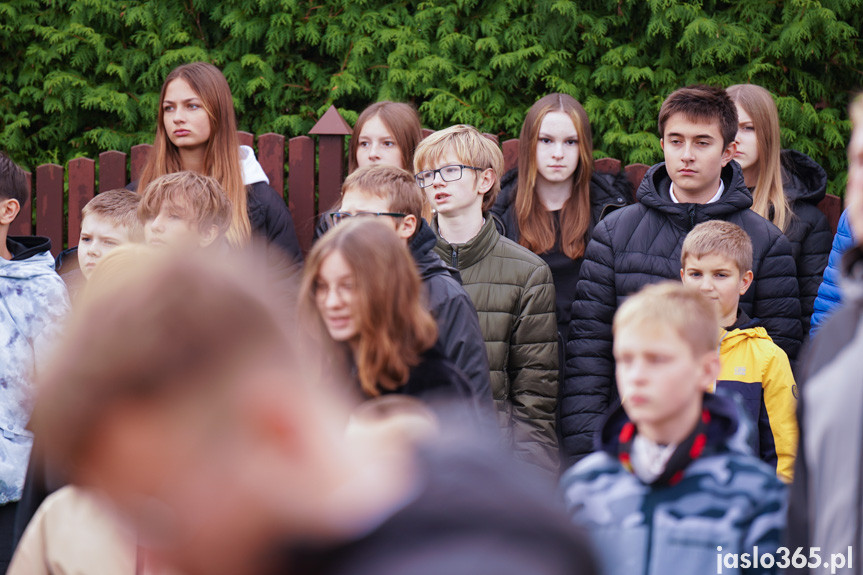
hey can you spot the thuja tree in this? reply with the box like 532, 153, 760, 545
1, 0, 861, 195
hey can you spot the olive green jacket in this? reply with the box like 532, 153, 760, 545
433, 216, 559, 473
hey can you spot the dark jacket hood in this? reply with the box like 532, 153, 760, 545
637, 160, 753, 231
6, 236, 52, 261
780, 149, 827, 205
596, 392, 742, 458
409, 219, 462, 283
493, 167, 632, 239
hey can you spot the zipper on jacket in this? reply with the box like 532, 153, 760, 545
688, 205, 696, 229
451, 247, 458, 269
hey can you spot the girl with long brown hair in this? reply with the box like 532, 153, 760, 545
727, 84, 832, 333
301, 218, 475, 406
491, 94, 632, 335
315, 101, 424, 240
135, 62, 302, 262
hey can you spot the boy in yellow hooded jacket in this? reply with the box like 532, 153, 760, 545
681, 220, 797, 482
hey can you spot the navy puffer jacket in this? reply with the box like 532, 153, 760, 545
560, 160, 802, 466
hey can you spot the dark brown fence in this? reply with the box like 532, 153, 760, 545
10, 106, 844, 257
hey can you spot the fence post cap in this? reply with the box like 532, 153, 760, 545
309, 105, 352, 136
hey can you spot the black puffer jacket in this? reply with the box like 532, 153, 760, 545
491, 168, 633, 335
778, 149, 832, 336
409, 219, 493, 407
246, 181, 303, 265
560, 160, 801, 466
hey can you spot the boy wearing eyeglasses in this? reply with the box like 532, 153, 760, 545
333, 164, 492, 409
415, 125, 560, 476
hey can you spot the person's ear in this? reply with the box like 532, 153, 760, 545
679, 267, 685, 282
198, 225, 220, 248
396, 214, 417, 241
0, 198, 21, 225
700, 350, 721, 390
660, 138, 665, 152
739, 269, 754, 296
476, 168, 496, 196
721, 141, 737, 167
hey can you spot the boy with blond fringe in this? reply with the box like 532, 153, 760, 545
138, 171, 232, 249
334, 165, 492, 406
681, 220, 797, 482
415, 125, 559, 474
562, 282, 786, 575
55, 189, 143, 301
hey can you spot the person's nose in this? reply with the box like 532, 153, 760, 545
368, 142, 381, 161
682, 142, 696, 162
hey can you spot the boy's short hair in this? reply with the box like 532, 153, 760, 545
413, 125, 504, 212
138, 171, 232, 236
0, 151, 28, 205
82, 189, 144, 241
681, 220, 754, 274
614, 282, 719, 356
342, 165, 428, 222
658, 85, 738, 148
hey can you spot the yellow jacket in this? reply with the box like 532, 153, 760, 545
711, 319, 797, 483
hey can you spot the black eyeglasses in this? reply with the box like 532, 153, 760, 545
414, 164, 483, 188
330, 211, 407, 225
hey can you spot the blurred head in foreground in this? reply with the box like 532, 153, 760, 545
31, 246, 414, 575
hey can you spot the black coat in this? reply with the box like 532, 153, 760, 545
392, 345, 478, 408
560, 160, 802, 466
409, 220, 493, 407
779, 149, 832, 336
491, 168, 633, 335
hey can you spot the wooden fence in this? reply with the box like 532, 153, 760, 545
10, 106, 844, 257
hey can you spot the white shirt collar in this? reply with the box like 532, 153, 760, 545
669, 180, 724, 204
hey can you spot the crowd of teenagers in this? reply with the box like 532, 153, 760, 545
0, 59, 861, 575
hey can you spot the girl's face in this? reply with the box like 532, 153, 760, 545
733, 103, 759, 175
314, 251, 359, 344
535, 111, 580, 187
355, 115, 404, 169
163, 78, 212, 152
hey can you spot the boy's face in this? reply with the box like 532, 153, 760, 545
145, 203, 215, 248
661, 113, 736, 202
614, 322, 717, 443
681, 253, 753, 327
339, 188, 416, 240
78, 215, 133, 280
421, 151, 493, 219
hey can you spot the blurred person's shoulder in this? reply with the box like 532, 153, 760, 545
284, 434, 599, 575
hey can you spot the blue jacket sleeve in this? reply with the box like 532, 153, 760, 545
810, 210, 854, 337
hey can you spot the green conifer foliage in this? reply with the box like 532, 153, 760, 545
0, 0, 860, 195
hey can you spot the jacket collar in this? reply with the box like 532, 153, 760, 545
433, 214, 499, 270
596, 392, 741, 459
410, 219, 461, 282
636, 161, 753, 231
5, 236, 52, 262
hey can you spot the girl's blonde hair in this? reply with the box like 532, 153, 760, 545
516, 93, 594, 259
299, 219, 438, 397
138, 62, 250, 247
727, 84, 792, 233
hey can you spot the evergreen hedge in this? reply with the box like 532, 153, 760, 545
1, 0, 861, 196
